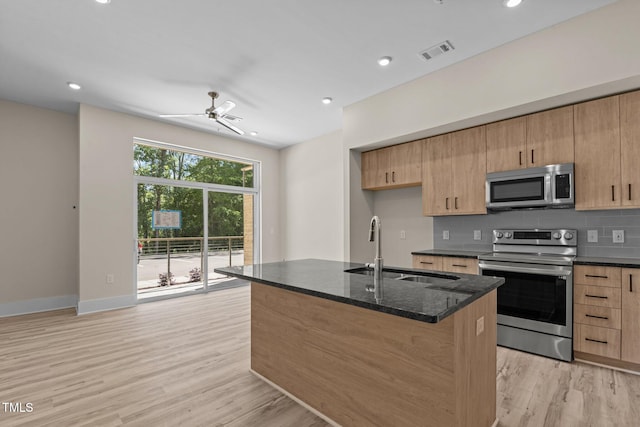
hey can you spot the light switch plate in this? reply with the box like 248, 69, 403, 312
613, 230, 625, 243
400, 230, 406, 240
443, 230, 450, 240
474, 230, 482, 241
587, 230, 598, 243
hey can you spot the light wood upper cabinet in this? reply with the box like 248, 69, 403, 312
486, 107, 574, 173
361, 140, 422, 190
486, 116, 526, 173
526, 105, 574, 167
620, 91, 640, 207
574, 95, 621, 209
422, 127, 486, 216
422, 134, 452, 215
574, 92, 640, 210
621, 268, 640, 364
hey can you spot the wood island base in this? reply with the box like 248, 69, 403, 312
250, 282, 498, 427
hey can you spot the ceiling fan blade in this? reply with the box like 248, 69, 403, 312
159, 113, 206, 118
212, 100, 236, 116
215, 117, 245, 135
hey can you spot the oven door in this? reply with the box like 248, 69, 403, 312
479, 260, 572, 338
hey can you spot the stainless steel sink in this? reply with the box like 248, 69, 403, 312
345, 267, 458, 281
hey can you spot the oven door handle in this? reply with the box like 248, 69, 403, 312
479, 261, 572, 277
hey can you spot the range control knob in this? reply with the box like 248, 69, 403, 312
504, 232, 513, 239
564, 232, 574, 240
495, 231, 504, 239
552, 232, 562, 240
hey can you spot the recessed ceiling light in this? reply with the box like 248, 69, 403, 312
95, 0, 111, 4
250, 131, 258, 136
503, 0, 522, 7
377, 56, 392, 67
67, 82, 82, 90
322, 97, 332, 105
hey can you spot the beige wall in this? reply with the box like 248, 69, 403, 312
343, 0, 640, 263
78, 105, 280, 313
280, 130, 344, 261
0, 100, 78, 314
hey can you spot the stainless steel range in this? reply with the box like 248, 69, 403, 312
478, 229, 576, 361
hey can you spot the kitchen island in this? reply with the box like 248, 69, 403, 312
215, 259, 504, 427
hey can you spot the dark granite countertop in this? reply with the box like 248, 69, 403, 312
575, 256, 640, 268
411, 249, 490, 259
215, 259, 504, 324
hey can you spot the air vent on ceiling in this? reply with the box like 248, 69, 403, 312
419, 40, 455, 61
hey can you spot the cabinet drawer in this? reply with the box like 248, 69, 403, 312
574, 265, 621, 288
574, 285, 621, 308
574, 304, 621, 329
574, 324, 621, 359
412, 255, 442, 271
442, 257, 478, 274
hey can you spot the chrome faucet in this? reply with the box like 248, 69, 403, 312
369, 216, 383, 299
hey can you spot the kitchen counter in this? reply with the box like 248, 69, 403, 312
411, 248, 489, 258
215, 258, 503, 323
575, 256, 640, 268
217, 259, 500, 426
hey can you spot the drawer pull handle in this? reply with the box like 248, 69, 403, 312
454, 197, 458, 210
585, 314, 609, 320
445, 197, 449, 210
531, 149, 535, 164
629, 183, 632, 201
452, 264, 467, 268
385, 172, 389, 184
585, 338, 608, 345
631, 274, 634, 293
612, 185, 615, 202
420, 261, 433, 265
392, 171, 396, 183
585, 294, 608, 299
519, 151, 523, 166
585, 274, 608, 279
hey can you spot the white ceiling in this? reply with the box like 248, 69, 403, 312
0, 0, 616, 149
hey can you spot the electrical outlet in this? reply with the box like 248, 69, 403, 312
587, 230, 598, 243
400, 230, 406, 240
106, 274, 114, 284
443, 230, 450, 240
476, 316, 485, 336
474, 230, 482, 241
613, 230, 625, 244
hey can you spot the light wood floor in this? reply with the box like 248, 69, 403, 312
1, 286, 639, 427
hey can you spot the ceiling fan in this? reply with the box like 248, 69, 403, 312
160, 91, 245, 135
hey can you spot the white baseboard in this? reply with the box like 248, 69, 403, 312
77, 294, 136, 315
0, 295, 78, 318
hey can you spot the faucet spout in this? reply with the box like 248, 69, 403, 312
369, 216, 383, 301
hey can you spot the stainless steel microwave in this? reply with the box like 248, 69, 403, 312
486, 163, 574, 210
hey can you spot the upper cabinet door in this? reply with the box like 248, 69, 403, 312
526, 105, 574, 167
574, 95, 621, 210
390, 140, 422, 187
361, 149, 379, 189
485, 116, 526, 173
422, 134, 452, 216
451, 126, 487, 215
620, 91, 640, 208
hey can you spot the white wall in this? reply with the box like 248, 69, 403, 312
78, 105, 280, 313
372, 187, 433, 269
343, 0, 640, 150
280, 130, 344, 261
0, 100, 78, 316
343, 0, 640, 263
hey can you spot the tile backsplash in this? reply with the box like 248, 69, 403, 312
434, 208, 640, 258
